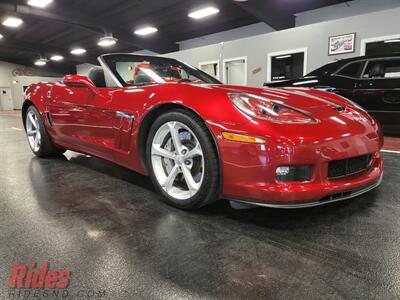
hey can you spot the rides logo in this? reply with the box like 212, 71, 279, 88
9, 262, 70, 289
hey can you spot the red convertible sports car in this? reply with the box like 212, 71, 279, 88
22, 54, 384, 209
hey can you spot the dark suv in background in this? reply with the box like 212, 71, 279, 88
265, 55, 400, 136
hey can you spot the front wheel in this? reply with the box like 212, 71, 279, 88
25, 105, 65, 157
146, 110, 220, 210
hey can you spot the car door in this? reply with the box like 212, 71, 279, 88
47, 81, 115, 160
353, 58, 400, 134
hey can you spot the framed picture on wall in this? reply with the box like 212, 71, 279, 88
328, 33, 356, 55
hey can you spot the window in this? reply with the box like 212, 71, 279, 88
270, 52, 304, 81
336, 61, 364, 78
362, 59, 400, 79
365, 40, 400, 56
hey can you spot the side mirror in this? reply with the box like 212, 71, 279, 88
63, 75, 99, 95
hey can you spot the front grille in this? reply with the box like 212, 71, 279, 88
328, 154, 372, 179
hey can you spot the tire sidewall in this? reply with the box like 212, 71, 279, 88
146, 111, 218, 209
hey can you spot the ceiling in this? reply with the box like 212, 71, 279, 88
0, 0, 349, 73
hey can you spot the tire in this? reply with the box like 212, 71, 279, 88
25, 105, 65, 157
146, 109, 220, 210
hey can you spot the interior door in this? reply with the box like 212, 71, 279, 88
0, 87, 13, 110
47, 84, 114, 160
353, 58, 400, 134
200, 62, 219, 79
225, 59, 246, 85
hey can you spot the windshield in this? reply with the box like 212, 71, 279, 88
100, 54, 221, 87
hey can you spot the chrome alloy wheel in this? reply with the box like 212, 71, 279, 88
26, 110, 42, 152
151, 121, 204, 200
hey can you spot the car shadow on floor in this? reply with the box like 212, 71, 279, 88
33, 151, 378, 232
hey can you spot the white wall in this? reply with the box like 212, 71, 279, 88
295, 0, 400, 27
0, 61, 62, 110
165, 7, 400, 87
178, 23, 275, 51
12, 76, 62, 109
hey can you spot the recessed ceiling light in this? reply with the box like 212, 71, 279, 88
2, 16, 23, 28
188, 7, 219, 19
98, 36, 118, 47
70, 48, 86, 55
34, 59, 47, 66
27, 0, 53, 8
0, 34, 3, 39
50, 55, 64, 61
134, 27, 158, 36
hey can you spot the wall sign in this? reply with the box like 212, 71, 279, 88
12, 67, 34, 77
252, 67, 262, 75
328, 33, 356, 56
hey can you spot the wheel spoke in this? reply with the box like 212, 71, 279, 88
33, 134, 39, 149
28, 113, 37, 129
181, 164, 200, 193
184, 142, 202, 159
152, 144, 175, 160
161, 165, 179, 189
168, 122, 183, 153
27, 130, 37, 137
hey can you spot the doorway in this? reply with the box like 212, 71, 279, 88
223, 57, 247, 86
199, 61, 220, 80
267, 48, 307, 82
0, 87, 13, 110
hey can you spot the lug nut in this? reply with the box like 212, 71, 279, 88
182, 149, 187, 155
185, 160, 191, 165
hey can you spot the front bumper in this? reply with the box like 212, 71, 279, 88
207, 121, 384, 207
229, 173, 383, 209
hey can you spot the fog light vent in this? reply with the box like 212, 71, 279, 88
276, 165, 312, 182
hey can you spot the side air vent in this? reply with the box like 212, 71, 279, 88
46, 112, 53, 127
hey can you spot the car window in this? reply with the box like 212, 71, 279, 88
362, 59, 400, 79
336, 61, 365, 78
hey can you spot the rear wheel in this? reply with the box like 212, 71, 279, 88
25, 105, 65, 157
146, 110, 219, 210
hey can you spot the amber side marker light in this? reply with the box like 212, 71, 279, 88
222, 132, 265, 144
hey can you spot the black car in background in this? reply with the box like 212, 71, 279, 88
265, 55, 400, 136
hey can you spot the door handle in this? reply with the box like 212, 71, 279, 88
116, 111, 135, 119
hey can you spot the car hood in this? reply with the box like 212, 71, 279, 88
200, 84, 375, 131
195, 84, 379, 142
207, 84, 348, 111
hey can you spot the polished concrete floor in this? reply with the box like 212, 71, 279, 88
1, 113, 400, 300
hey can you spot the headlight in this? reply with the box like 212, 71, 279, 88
228, 93, 317, 124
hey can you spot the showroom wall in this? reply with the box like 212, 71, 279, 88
11, 76, 62, 109
0, 61, 62, 110
165, 7, 400, 87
